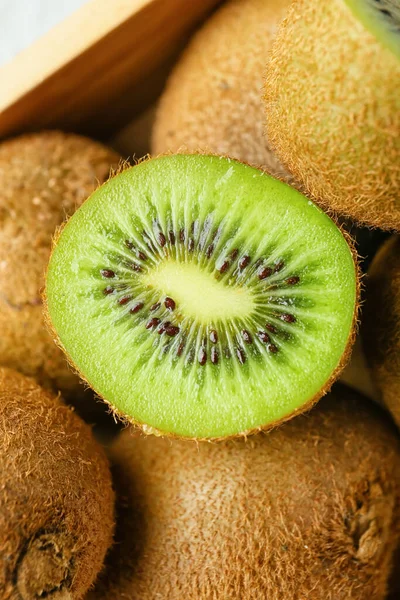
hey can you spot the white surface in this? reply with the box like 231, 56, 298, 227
0, 0, 88, 66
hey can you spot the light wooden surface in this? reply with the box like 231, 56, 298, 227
0, 0, 221, 139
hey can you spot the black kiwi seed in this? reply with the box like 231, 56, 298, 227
101, 269, 115, 279
188, 238, 195, 252
206, 244, 214, 258
179, 228, 185, 243
158, 321, 171, 334
239, 255, 251, 270
280, 314, 296, 323
268, 344, 279, 354
169, 231, 176, 245
130, 303, 144, 314
219, 261, 230, 274
158, 232, 166, 247
198, 348, 207, 366
259, 267, 273, 280
146, 318, 160, 330
165, 325, 180, 337
103, 286, 114, 295
210, 330, 218, 344
151, 302, 161, 312
211, 347, 219, 365
241, 330, 253, 344
164, 297, 176, 311
118, 296, 131, 306
274, 261, 284, 272
132, 263, 142, 273
137, 251, 147, 261
257, 331, 270, 344
265, 323, 278, 334
285, 276, 300, 286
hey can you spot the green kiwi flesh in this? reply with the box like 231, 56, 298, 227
345, 0, 400, 60
45, 154, 357, 439
87, 388, 400, 600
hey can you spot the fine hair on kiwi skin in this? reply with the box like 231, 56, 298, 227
264, 0, 400, 230
44, 153, 360, 441
362, 235, 400, 429
87, 386, 400, 600
0, 131, 120, 405
152, 0, 291, 179
0, 367, 115, 600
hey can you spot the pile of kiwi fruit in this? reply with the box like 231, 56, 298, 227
2, 0, 400, 597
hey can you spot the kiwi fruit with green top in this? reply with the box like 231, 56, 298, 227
264, 0, 400, 230
363, 236, 400, 428
45, 154, 358, 439
87, 388, 400, 600
153, 0, 290, 177
0, 131, 120, 399
0, 367, 115, 600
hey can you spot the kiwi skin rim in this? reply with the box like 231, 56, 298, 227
43, 153, 361, 442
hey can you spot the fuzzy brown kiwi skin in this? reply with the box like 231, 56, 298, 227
0, 131, 121, 405
362, 236, 400, 428
43, 153, 361, 442
0, 367, 115, 600
87, 387, 400, 600
264, 0, 400, 232
152, 0, 292, 179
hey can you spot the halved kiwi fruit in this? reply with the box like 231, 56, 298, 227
87, 388, 400, 600
0, 131, 120, 401
45, 154, 358, 440
153, 0, 291, 178
264, 0, 400, 230
363, 236, 400, 428
0, 367, 115, 599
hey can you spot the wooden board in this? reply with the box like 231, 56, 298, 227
0, 0, 221, 139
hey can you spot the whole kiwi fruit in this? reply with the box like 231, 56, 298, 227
0, 367, 115, 599
264, 0, 400, 229
152, 0, 291, 177
363, 236, 400, 428
0, 131, 120, 399
87, 387, 400, 600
